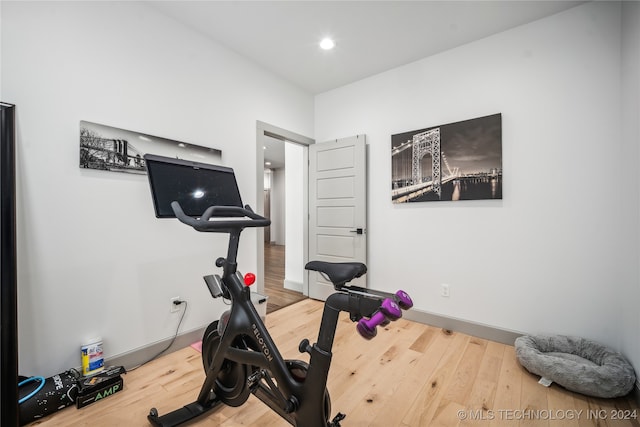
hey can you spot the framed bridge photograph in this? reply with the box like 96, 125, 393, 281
391, 113, 502, 203
79, 121, 221, 175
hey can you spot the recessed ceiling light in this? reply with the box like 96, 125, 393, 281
319, 38, 335, 50
265, 161, 271, 166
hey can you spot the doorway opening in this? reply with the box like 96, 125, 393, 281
256, 122, 314, 313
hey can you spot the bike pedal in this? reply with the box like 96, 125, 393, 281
329, 412, 346, 426
246, 370, 264, 387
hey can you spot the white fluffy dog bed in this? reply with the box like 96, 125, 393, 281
515, 335, 636, 398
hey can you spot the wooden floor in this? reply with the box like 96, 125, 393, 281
32, 299, 638, 427
264, 243, 306, 313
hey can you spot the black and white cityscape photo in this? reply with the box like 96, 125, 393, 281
80, 121, 222, 174
391, 113, 502, 203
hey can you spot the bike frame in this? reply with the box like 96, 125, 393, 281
143, 156, 410, 427
198, 229, 389, 427
148, 226, 392, 427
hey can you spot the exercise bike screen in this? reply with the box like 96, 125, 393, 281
145, 154, 243, 218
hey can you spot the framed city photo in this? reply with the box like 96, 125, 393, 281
80, 121, 221, 174
391, 113, 502, 203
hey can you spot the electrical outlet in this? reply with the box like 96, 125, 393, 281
170, 296, 181, 313
441, 284, 450, 298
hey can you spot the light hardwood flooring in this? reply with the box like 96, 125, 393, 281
31, 299, 638, 426
264, 243, 306, 313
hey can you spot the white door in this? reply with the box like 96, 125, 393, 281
308, 135, 367, 301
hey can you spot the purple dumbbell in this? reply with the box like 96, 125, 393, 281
395, 290, 413, 310
356, 298, 402, 340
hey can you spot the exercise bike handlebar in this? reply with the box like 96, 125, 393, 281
171, 201, 271, 232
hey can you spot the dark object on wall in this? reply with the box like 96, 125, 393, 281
18, 371, 79, 426
391, 113, 502, 203
1, 102, 19, 427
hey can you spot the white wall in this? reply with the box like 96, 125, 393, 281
316, 1, 635, 365
621, 0, 640, 382
284, 142, 305, 291
3, 0, 637, 380
270, 168, 286, 245
1, 1, 313, 376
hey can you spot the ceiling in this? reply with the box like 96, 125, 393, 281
149, 1, 584, 168
150, 1, 584, 95
263, 135, 286, 169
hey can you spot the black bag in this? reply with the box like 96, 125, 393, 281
18, 370, 79, 425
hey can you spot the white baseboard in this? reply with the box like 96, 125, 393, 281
106, 326, 206, 371
284, 279, 303, 292
403, 308, 524, 346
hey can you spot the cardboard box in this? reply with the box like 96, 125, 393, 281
76, 376, 123, 408
76, 366, 125, 409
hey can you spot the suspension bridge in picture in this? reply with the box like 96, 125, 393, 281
391, 128, 499, 203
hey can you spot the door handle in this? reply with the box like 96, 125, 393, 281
350, 228, 364, 235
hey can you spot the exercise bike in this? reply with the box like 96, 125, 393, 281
143, 154, 413, 427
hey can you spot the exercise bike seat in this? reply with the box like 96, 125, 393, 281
305, 261, 367, 287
